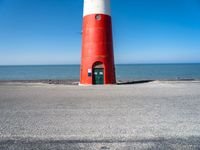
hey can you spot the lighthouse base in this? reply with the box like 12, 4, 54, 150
80, 61, 116, 85
80, 14, 116, 85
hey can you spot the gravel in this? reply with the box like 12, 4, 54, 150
0, 81, 200, 149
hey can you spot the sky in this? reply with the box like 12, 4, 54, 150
0, 0, 200, 65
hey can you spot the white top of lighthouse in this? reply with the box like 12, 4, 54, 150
83, 0, 111, 17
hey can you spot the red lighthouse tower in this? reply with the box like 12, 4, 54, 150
80, 0, 116, 85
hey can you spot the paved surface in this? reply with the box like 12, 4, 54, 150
0, 81, 200, 149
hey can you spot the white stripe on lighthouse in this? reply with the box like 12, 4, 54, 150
83, 0, 110, 17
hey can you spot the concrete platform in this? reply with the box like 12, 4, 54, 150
0, 81, 200, 149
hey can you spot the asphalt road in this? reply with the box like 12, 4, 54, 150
0, 81, 200, 149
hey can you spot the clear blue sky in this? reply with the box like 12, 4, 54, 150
0, 0, 200, 65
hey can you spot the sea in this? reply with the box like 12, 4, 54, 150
0, 64, 200, 81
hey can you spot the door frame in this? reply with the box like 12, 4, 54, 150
92, 62, 104, 85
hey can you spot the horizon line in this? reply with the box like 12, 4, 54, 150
0, 62, 200, 66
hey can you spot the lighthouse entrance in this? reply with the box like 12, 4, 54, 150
93, 62, 104, 85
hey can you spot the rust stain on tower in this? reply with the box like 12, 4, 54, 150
80, 0, 116, 85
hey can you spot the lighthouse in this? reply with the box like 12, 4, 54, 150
80, 0, 116, 85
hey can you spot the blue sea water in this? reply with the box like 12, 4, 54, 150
0, 64, 200, 81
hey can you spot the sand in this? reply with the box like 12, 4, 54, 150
0, 81, 200, 149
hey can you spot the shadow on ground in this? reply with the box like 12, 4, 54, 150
117, 80, 154, 85
0, 136, 200, 150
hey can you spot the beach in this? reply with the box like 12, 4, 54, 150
0, 81, 200, 149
